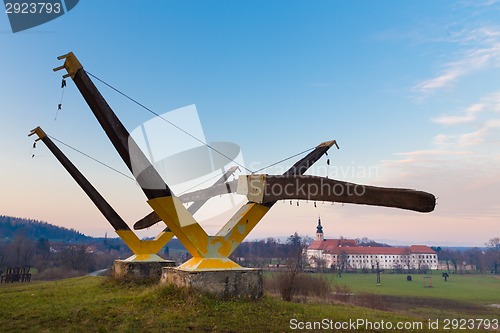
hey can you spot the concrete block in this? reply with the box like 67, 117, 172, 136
160, 267, 263, 299
113, 260, 176, 280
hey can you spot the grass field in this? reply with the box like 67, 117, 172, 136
325, 271, 500, 302
0, 276, 455, 333
321, 271, 500, 320
0, 274, 498, 332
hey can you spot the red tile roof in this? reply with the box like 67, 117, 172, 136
308, 239, 358, 251
409, 245, 437, 254
308, 239, 436, 255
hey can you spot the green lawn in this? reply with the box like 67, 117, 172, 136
317, 271, 500, 321
325, 271, 500, 304
0, 276, 451, 333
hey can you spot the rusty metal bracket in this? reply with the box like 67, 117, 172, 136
53, 52, 83, 79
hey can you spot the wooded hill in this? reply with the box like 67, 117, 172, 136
0, 215, 90, 242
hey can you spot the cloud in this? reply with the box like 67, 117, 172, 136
433, 103, 484, 125
379, 90, 500, 223
414, 68, 465, 93
431, 91, 500, 150
458, 119, 500, 145
413, 27, 500, 95
461, 0, 500, 7
433, 118, 500, 148
385, 149, 472, 164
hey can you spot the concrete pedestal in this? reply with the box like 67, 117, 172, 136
113, 260, 176, 280
160, 267, 263, 299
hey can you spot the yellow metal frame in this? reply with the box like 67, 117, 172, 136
116, 229, 174, 262
52, 52, 274, 270
148, 196, 270, 271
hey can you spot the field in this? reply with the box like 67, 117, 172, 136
321, 271, 500, 320
0, 273, 498, 332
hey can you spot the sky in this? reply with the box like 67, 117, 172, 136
1, 1, 499, 247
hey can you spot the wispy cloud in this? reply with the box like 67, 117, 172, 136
413, 27, 500, 95
380, 150, 473, 167
460, 0, 500, 7
433, 118, 500, 148
457, 119, 500, 145
433, 103, 484, 125
432, 91, 500, 147
433, 92, 500, 125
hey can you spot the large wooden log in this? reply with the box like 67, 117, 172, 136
261, 175, 435, 213
176, 174, 435, 213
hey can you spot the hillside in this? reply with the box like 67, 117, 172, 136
0, 214, 188, 252
0, 215, 90, 242
0, 276, 434, 333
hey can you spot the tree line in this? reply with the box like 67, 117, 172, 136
0, 233, 132, 280
432, 238, 500, 274
0, 215, 90, 242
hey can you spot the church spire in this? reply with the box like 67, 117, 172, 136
316, 216, 324, 241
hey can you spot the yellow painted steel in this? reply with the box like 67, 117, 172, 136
216, 203, 270, 257
116, 230, 173, 255
48, 52, 276, 270
178, 257, 242, 271
149, 196, 271, 270
148, 196, 209, 258
115, 229, 174, 262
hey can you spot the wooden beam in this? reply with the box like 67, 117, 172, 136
177, 179, 239, 203
134, 167, 240, 230
283, 140, 338, 177
29, 127, 131, 231
70, 66, 171, 200
261, 175, 436, 213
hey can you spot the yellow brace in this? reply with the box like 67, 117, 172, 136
149, 196, 270, 271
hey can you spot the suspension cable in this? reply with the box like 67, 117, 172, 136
59, 71, 328, 181
85, 70, 254, 174
48, 135, 135, 181
252, 146, 316, 174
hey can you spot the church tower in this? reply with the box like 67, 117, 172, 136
316, 217, 324, 241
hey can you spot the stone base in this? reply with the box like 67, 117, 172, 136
160, 267, 263, 299
113, 260, 176, 280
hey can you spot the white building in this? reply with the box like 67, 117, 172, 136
306, 218, 438, 270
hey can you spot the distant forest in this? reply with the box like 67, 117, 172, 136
0, 215, 90, 242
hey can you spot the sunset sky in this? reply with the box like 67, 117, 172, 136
1, 1, 499, 247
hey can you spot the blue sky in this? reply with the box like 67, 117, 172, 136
1, 1, 499, 246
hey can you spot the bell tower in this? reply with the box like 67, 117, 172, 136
316, 217, 324, 241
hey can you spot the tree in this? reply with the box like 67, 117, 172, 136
485, 238, 500, 274
464, 247, 485, 273
36, 237, 51, 260
337, 251, 348, 277
402, 248, 412, 273
277, 233, 310, 301
58, 245, 94, 272
8, 235, 35, 266
439, 248, 463, 274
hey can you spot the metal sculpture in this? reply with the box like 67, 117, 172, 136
29, 127, 173, 262
34, 52, 435, 270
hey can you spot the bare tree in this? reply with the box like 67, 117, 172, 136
275, 233, 310, 301
337, 251, 348, 277
8, 235, 36, 266
486, 238, 500, 274
58, 245, 94, 272
312, 256, 327, 273
465, 247, 485, 273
